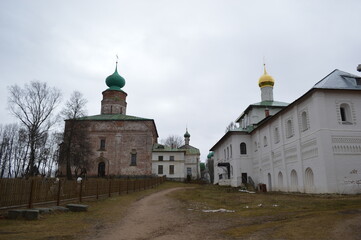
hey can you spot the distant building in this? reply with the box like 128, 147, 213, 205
152, 129, 201, 181
210, 66, 361, 194
59, 63, 158, 177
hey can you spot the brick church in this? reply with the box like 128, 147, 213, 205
59, 63, 158, 177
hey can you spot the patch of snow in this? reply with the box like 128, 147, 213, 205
202, 208, 235, 213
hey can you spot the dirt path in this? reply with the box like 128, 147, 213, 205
90, 187, 228, 240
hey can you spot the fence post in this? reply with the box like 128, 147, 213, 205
79, 180, 83, 202
118, 179, 121, 195
126, 177, 129, 194
28, 179, 35, 209
108, 179, 111, 198
57, 180, 61, 206
96, 180, 99, 200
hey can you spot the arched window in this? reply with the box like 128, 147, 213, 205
286, 119, 293, 138
340, 103, 352, 123
240, 142, 247, 155
290, 170, 298, 191
230, 144, 232, 158
278, 172, 283, 189
130, 149, 137, 166
227, 147, 229, 159
301, 111, 309, 131
274, 127, 280, 143
264, 136, 268, 147
267, 173, 272, 191
305, 168, 314, 187
254, 141, 258, 152
224, 149, 226, 159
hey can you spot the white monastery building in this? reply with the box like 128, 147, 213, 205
152, 129, 200, 181
210, 66, 361, 194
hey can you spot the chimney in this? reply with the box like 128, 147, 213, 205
265, 108, 270, 117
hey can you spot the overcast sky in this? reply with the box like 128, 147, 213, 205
1, 0, 360, 161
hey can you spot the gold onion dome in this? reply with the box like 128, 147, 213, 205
258, 64, 275, 88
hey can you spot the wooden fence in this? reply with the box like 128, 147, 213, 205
0, 176, 166, 209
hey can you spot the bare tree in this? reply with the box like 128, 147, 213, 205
60, 91, 89, 179
161, 135, 184, 148
8, 81, 62, 177
225, 121, 238, 133
0, 124, 31, 178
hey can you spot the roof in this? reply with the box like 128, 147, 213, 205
235, 100, 288, 122
75, 114, 153, 121
178, 144, 200, 155
313, 69, 361, 90
152, 143, 200, 155
152, 143, 186, 152
209, 128, 250, 151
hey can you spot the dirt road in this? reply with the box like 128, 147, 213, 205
90, 187, 228, 240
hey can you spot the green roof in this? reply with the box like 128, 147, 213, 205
152, 143, 200, 155
75, 114, 153, 121
251, 100, 288, 107
152, 143, 186, 152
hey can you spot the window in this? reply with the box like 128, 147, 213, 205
301, 111, 309, 131
278, 172, 283, 189
263, 136, 268, 147
158, 165, 163, 174
286, 119, 294, 138
169, 165, 174, 174
356, 77, 361, 86
274, 127, 280, 143
187, 167, 192, 176
290, 170, 298, 191
230, 144, 232, 158
227, 147, 229, 159
169, 156, 174, 161
340, 103, 351, 123
130, 149, 137, 166
254, 141, 257, 152
305, 168, 314, 187
240, 142, 247, 155
158, 156, 163, 161
100, 139, 106, 150
224, 149, 226, 159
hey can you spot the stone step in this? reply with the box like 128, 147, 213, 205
66, 204, 89, 212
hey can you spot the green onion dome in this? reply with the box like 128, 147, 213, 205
106, 64, 125, 90
184, 129, 190, 138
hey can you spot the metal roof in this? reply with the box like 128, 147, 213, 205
313, 69, 361, 90
75, 114, 153, 121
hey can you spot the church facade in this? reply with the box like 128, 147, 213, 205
59, 63, 158, 177
210, 67, 361, 194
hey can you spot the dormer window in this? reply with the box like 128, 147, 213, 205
356, 77, 361, 86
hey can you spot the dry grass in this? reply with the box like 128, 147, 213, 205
1, 183, 361, 240
169, 185, 361, 239
0, 182, 188, 240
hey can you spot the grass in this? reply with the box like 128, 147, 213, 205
0, 181, 188, 240
169, 185, 361, 239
